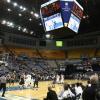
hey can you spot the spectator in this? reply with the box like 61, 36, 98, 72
58, 84, 75, 100
87, 80, 91, 87
70, 84, 76, 100
82, 74, 99, 100
44, 86, 58, 100
75, 83, 83, 99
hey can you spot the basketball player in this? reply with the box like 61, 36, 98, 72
24, 73, 32, 88
6, 73, 11, 87
56, 74, 60, 84
52, 75, 56, 88
19, 74, 25, 89
60, 74, 64, 84
10, 72, 15, 86
33, 76, 39, 88
0, 74, 7, 97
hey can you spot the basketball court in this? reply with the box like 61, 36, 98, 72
0, 80, 87, 100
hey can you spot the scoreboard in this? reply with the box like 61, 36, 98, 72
72, 1, 83, 19
41, 0, 61, 17
40, 0, 83, 33
41, 0, 63, 32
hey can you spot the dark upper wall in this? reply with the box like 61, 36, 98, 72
0, 31, 100, 50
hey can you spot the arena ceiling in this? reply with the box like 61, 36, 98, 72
0, 0, 100, 39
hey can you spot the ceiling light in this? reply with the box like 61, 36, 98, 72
30, 11, 34, 15
29, 18, 32, 21
34, 13, 39, 18
9, 22, 14, 26
9, 22, 13, 26
18, 26, 21, 30
30, 31, 34, 34
7, 0, 11, 3
39, 23, 42, 26
19, 13, 22, 17
7, 8, 11, 12
7, 21, 10, 25
23, 28, 27, 32
13, 2, 18, 7
20, 6, 23, 9
7, 22, 14, 28
46, 34, 51, 39
1, 20, 6, 25
23, 7, 26, 11
83, 16, 86, 19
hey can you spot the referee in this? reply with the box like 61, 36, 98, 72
0, 74, 7, 97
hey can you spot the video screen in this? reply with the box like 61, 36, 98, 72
68, 14, 80, 33
41, 0, 61, 17
43, 13, 63, 32
56, 41, 63, 47
72, 2, 83, 19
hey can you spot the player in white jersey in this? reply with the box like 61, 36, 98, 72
60, 74, 64, 84
24, 74, 32, 88
56, 74, 60, 84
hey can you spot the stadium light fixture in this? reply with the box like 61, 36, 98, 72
9, 22, 14, 28
7, 21, 10, 26
9, 22, 13, 26
1, 20, 6, 25
34, 13, 39, 18
30, 31, 34, 34
19, 13, 22, 17
23, 28, 27, 32
39, 23, 42, 26
7, 8, 11, 12
46, 34, 50, 39
20, 6, 27, 11
18, 26, 21, 30
6, 21, 14, 27
30, 11, 34, 15
13, 2, 18, 7
23, 7, 26, 11
7, 0, 11, 3
1, 19, 31, 33
29, 18, 32, 21
20, 6, 23, 9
